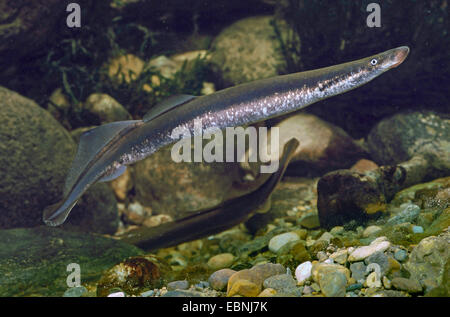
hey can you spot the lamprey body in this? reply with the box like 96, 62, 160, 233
43, 46, 409, 226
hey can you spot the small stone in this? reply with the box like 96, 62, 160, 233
362, 225, 383, 238
291, 242, 311, 263
258, 288, 277, 297
63, 286, 88, 297
311, 263, 351, 284
268, 232, 300, 253
227, 279, 261, 297
330, 226, 345, 235
299, 213, 320, 229
317, 251, 328, 262
394, 249, 408, 262
318, 232, 334, 243
142, 214, 173, 227
123, 201, 148, 225
208, 269, 236, 291
330, 249, 348, 265
346, 283, 363, 292
108, 291, 125, 297
84, 93, 131, 123
350, 262, 367, 283
383, 276, 392, 289
140, 290, 154, 297
412, 225, 424, 233
391, 277, 422, 293
302, 285, 313, 295
263, 274, 300, 296
364, 252, 389, 276
348, 237, 390, 262
387, 203, 421, 225
162, 290, 204, 297
365, 272, 382, 288
319, 271, 347, 297
107, 54, 144, 84
167, 280, 190, 291
295, 261, 312, 284
207, 253, 235, 270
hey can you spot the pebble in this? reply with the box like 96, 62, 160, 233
346, 283, 363, 292
394, 249, 408, 262
350, 262, 367, 283
387, 203, 421, 225
412, 225, 424, 234
317, 232, 334, 243
391, 277, 423, 293
263, 274, 300, 296
330, 226, 344, 235
208, 269, 236, 291
311, 263, 351, 284
362, 225, 383, 238
319, 271, 347, 297
295, 261, 312, 284
365, 271, 382, 288
63, 286, 88, 297
364, 252, 389, 275
317, 251, 328, 262
330, 249, 348, 265
162, 290, 204, 297
383, 276, 392, 289
167, 280, 190, 291
258, 288, 277, 297
207, 253, 235, 270
107, 291, 125, 297
298, 213, 320, 229
140, 290, 155, 297
268, 232, 300, 253
227, 279, 261, 297
348, 237, 390, 262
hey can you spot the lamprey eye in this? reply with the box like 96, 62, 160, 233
370, 58, 378, 66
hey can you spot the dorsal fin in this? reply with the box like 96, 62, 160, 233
63, 121, 139, 196
143, 94, 196, 122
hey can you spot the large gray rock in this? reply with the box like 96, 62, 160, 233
368, 112, 450, 168
210, 16, 292, 86
0, 86, 118, 233
0, 226, 142, 296
404, 231, 449, 295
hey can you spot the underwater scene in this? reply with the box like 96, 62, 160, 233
0, 0, 448, 300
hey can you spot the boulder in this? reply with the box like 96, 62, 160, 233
0, 87, 118, 233
210, 16, 292, 86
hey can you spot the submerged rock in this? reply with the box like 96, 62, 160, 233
0, 86, 118, 233
0, 227, 142, 296
97, 254, 170, 297
404, 231, 449, 295
210, 16, 290, 86
83, 93, 132, 124
367, 111, 450, 169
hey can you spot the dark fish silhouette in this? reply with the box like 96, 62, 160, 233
118, 138, 300, 250
43, 46, 409, 226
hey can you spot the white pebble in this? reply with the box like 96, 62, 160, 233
108, 291, 125, 297
348, 236, 390, 262
268, 232, 299, 253
295, 261, 312, 284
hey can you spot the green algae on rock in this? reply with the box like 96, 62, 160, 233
0, 227, 142, 297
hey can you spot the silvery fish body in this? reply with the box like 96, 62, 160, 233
43, 46, 409, 226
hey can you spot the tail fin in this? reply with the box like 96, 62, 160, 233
43, 199, 78, 226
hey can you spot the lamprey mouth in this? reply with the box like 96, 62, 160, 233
390, 46, 410, 68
